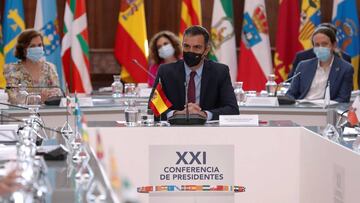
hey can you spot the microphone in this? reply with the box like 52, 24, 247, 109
132, 59, 156, 80
184, 82, 190, 121
275, 72, 301, 105
282, 71, 301, 84
167, 79, 206, 125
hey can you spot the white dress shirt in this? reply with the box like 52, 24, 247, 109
305, 56, 334, 100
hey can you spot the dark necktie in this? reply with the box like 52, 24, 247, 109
188, 71, 196, 103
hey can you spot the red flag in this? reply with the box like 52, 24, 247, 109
237, 0, 272, 91
348, 107, 359, 126
273, 0, 303, 83
114, 0, 148, 83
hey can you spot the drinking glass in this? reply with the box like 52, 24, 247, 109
265, 74, 277, 97
17, 83, 28, 106
124, 83, 137, 97
111, 75, 123, 101
25, 93, 42, 113
234, 82, 246, 106
140, 109, 154, 126
125, 99, 139, 127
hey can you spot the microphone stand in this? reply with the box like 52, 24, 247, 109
185, 82, 189, 122
132, 59, 156, 80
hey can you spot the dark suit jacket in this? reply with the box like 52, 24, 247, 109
288, 48, 352, 80
151, 59, 239, 120
286, 56, 353, 103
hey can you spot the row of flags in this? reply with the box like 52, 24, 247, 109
241, 0, 360, 91
0, 0, 91, 93
0, 0, 359, 93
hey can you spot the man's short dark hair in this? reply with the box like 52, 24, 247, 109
183, 25, 210, 45
312, 26, 337, 44
317, 23, 337, 35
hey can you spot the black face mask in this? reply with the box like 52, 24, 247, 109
183, 51, 204, 67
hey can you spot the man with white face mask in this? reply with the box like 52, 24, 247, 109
148, 31, 182, 87
286, 26, 353, 103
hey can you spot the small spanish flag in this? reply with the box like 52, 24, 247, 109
149, 81, 172, 117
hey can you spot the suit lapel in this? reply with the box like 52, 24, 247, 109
200, 60, 210, 107
303, 59, 318, 94
328, 56, 341, 91
177, 61, 186, 106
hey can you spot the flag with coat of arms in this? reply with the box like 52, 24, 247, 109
34, 0, 65, 91
210, 0, 237, 83
299, 0, 321, 49
3, 0, 25, 64
332, 0, 360, 90
237, 0, 272, 91
149, 79, 172, 117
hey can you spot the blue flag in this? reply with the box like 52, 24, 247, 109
35, 0, 65, 90
2, 0, 25, 63
332, 0, 360, 89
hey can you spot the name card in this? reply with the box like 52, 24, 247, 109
219, 115, 259, 126
245, 97, 279, 107
60, 97, 94, 107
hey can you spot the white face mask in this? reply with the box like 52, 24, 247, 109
158, 43, 175, 59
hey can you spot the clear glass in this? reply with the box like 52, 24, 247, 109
25, 93, 42, 113
17, 83, 28, 106
322, 124, 340, 143
72, 144, 90, 165
140, 109, 154, 126
111, 75, 123, 99
234, 82, 246, 106
75, 162, 94, 187
278, 82, 291, 96
86, 180, 107, 202
124, 83, 137, 97
125, 99, 139, 127
265, 74, 277, 97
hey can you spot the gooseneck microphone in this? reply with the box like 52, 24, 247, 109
274, 72, 301, 105
184, 82, 189, 121
283, 71, 301, 84
167, 76, 206, 125
132, 59, 156, 80
274, 72, 301, 97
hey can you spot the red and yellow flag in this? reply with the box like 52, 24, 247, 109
114, 0, 148, 83
179, 0, 202, 37
273, 0, 303, 83
149, 82, 172, 116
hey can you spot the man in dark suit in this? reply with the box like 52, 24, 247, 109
286, 27, 353, 103
151, 25, 239, 120
287, 23, 351, 81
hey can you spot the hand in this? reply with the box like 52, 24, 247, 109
0, 170, 21, 197
41, 89, 59, 102
174, 103, 207, 118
